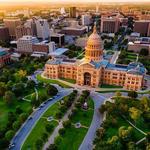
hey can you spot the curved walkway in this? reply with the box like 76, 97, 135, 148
79, 92, 106, 150
10, 87, 73, 150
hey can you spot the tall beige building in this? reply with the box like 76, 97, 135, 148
133, 20, 150, 37
100, 16, 120, 33
15, 25, 32, 40
44, 26, 147, 91
3, 17, 21, 39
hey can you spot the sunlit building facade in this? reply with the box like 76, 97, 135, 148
44, 26, 146, 91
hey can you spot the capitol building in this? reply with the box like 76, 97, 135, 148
43, 25, 146, 91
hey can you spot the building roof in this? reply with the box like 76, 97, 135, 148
106, 63, 128, 71
49, 48, 68, 56
0, 48, 8, 56
91, 60, 109, 69
127, 62, 147, 75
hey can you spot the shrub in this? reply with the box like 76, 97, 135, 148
47, 144, 58, 150
35, 139, 43, 149
45, 124, 54, 133
12, 121, 21, 131
128, 91, 138, 98
54, 136, 62, 145
58, 128, 65, 136
5, 130, 15, 141
63, 120, 71, 128
19, 113, 28, 123
55, 112, 63, 119
42, 132, 48, 141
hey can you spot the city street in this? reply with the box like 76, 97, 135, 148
10, 88, 73, 150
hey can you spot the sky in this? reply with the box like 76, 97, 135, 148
0, 0, 150, 3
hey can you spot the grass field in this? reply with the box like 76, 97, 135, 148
0, 97, 32, 128
60, 78, 76, 84
56, 98, 94, 150
37, 74, 71, 88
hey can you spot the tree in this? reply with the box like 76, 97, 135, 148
47, 144, 58, 150
45, 124, 54, 132
3, 91, 15, 106
13, 82, 25, 96
5, 130, 15, 141
35, 139, 43, 149
19, 113, 28, 123
140, 96, 150, 111
118, 126, 133, 141
15, 70, 27, 82
46, 84, 58, 96
140, 48, 149, 56
129, 107, 142, 125
0, 138, 9, 149
12, 121, 21, 131
15, 106, 23, 114
58, 128, 65, 136
115, 91, 122, 97
128, 91, 138, 98
127, 142, 136, 150
54, 136, 62, 145
63, 120, 71, 128
107, 135, 121, 149
27, 80, 35, 89
0, 82, 7, 96
38, 93, 48, 103
99, 104, 106, 113
42, 132, 48, 141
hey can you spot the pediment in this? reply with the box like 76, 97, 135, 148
79, 62, 95, 68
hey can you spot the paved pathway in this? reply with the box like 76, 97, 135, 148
79, 92, 106, 150
43, 92, 81, 150
10, 88, 73, 150
110, 51, 120, 64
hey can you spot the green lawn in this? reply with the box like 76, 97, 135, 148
104, 116, 145, 142
100, 84, 123, 88
60, 78, 76, 84
22, 101, 60, 150
57, 127, 88, 150
0, 97, 32, 128
97, 90, 129, 93
56, 97, 94, 150
36, 74, 71, 88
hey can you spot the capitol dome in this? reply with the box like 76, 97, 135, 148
86, 26, 103, 48
85, 25, 103, 62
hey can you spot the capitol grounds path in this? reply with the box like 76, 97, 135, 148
10, 85, 73, 150
43, 91, 82, 150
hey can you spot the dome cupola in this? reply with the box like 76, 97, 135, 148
85, 24, 103, 62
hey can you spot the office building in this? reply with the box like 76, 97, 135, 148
133, 20, 150, 37
69, 7, 76, 18
0, 27, 10, 42
25, 17, 50, 40
100, 16, 120, 33
81, 15, 91, 26
17, 36, 39, 53
3, 17, 21, 39
15, 25, 32, 40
